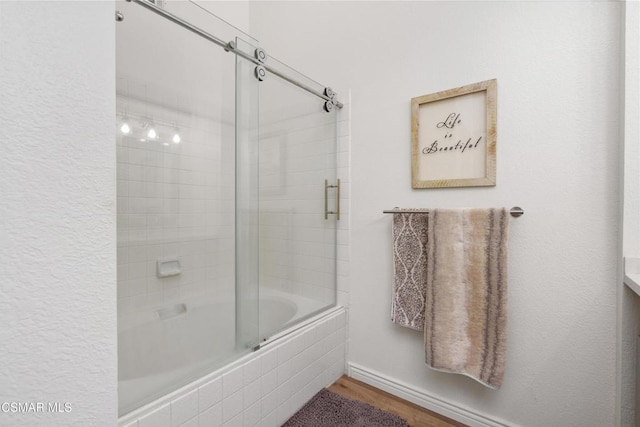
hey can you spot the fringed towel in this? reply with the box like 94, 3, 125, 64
391, 210, 429, 330
425, 208, 509, 389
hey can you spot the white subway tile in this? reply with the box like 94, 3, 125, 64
336, 290, 349, 307
256, 408, 279, 427
222, 413, 243, 427
127, 279, 147, 297
199, 403, 222, 427
128, 245, 147, 263
276, 360, 292, 386
276, 381, 292, 406
337, 326, 347, 347
117, 264, 129, 282
242, 358, 260, 388
304, 325, 319, 349
137, 403, 170, 427
260, 368, 278, 398
327, 316, 337, 333
178, 416, 198, 427
171, 388, 198, 426
296, 384, 314, 413
222, 389, 243, 423
289, 352, 306, 377
277, 340, 295, 366
243, 400, 261, 427
292, 335, 307, 356
337, 120, 349, 137
276, 401, 292, 426
336, 243, 350, 262
259, 349, 278, 375
260, 389, 279, 421
243, 378, 261, 410
329, 359, 345, 384
199, 376, 222, 411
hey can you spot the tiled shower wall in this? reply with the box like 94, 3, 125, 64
336, 102, 350, 308
117, 97, 351, 427
258, 102, 350, 308
116, 90, 236, 316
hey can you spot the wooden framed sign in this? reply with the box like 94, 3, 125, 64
411, 79, 497, 188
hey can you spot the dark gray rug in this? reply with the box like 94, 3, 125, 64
282, 388, 408, 427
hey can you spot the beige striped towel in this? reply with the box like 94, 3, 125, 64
424, 208, 509, 389
391, 210, 429, 330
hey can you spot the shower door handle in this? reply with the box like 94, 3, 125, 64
324, 179, 340, 220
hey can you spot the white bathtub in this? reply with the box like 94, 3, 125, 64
118, 288, 330, 415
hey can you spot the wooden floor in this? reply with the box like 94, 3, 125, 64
328, 375, 466, 427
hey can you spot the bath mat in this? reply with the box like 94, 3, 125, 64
282, 388, 408, 427
425, 208, 509, 389
391, 210, 429, 330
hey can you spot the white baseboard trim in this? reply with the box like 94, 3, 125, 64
347, 362, 515, 427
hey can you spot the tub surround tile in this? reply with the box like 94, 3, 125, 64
290, 350, 308, 375
275, 401, 291, 426
199, 377, 222, 411
223, 413, 243, 427
243, 401, 261, 426
199, 403, 222, 426
137, 402, 170, 427
276, 359, 292, 386
337, 290, 348, 307
223, 389, 244, 423
119, 308, 346, 427
259, 349, 278, 375
178, 416, 198, 427
257, 408, 279, 427
243, 356, 262, 386
328, 359, 345, 385
171, 389, 199, 426
336, 311, 346, 329
276, 380, 293, 407
260, 368, 278, 397
277, 339, 296, 365
223, 366, 244, 398
337, 327, 347, 351
243, 378, 262, 409
303, 325, 318, 348
260, 390, 279, 420
291, 334, 306, 356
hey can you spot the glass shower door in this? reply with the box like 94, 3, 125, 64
235, 37, 260, 350
116, 2, 257, 415
236, 39, 339, 343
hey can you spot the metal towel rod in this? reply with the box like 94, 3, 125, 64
383, 207, 524, 218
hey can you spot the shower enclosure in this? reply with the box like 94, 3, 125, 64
116, 0, 341, 415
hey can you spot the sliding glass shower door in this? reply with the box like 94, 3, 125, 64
116, 2, 258, 415
116, 0, 340, 415
236, 39, 339, 344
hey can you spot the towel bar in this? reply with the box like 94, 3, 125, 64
382, 206, 524, 218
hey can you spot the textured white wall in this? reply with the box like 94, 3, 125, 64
250, 2, 621, 425
0, 2, 117, 425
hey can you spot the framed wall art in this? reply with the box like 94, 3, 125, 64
411, 79, 497, 188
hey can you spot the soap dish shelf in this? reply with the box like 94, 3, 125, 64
156, 258, 182, 278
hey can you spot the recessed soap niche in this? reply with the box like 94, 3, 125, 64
156, 258, 181, 278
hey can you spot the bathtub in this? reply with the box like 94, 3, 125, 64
118, 288, 330, 415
